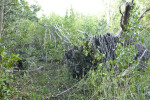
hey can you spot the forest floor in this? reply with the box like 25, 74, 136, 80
10, 61, 150, 100
11, 61, 82, 100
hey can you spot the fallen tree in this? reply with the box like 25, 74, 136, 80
65, 0, 150, 79
65, 33, 119, 79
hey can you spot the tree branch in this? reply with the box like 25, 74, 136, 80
12, 66, 44, 72
138, 8, 150, 21
49, 73, 88, 98
4, 6, 12, 15
116, 1, 133, 37
119, 4, 124, 31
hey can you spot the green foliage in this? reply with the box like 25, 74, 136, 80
69, 2, 150, 100
0, 0, 150, 99
116, 43, 137, 70
3, 20, 41, 66
2, 0, 40, 29
0, 41, 20, 99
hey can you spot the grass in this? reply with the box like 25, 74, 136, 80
10, 61, 150, 100
11, 61, 76, 99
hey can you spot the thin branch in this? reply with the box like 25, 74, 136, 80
50, 83, 76, 98
119, 4, 123, 16
4, 6, 12, 15
142, 22, 150, 27
55, 24, 70, 42
119, 49, 148, 77
48, 28, 57, 48
44, 28, 47, 46
54, 27, 62, 40
139, 49, 148, 61
145, 22, 150, 26
37, 22, 71, 45
24, 66, 43, 72
139, 28, 150, 35
119, 4, 124, 31
49, 74, 88, 98
7, 66, 44, 73
138, 8, 150, 21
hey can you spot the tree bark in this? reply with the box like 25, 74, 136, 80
116, 1, 133, 37
0, 0, 5, 38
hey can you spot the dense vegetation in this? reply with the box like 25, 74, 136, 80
0, 0, 150, 99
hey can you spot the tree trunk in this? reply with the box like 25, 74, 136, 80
0, 0, 5, 38
116, 1, 132, 37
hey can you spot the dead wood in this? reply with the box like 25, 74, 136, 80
10, 66, 44, 73
65, 33, 150, 79
65, 33, 120, 79
65, 1, 150, 79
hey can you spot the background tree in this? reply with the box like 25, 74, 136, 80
0, 0, 5, 38
1, 0, 40, 37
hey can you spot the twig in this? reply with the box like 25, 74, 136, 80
139, 49, 148, 61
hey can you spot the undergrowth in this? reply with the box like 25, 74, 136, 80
0, 1, 150, 100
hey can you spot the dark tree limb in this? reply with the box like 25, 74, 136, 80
117, 1, 133, 37
132, 0, 134, 3
123, 2, 132, 29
